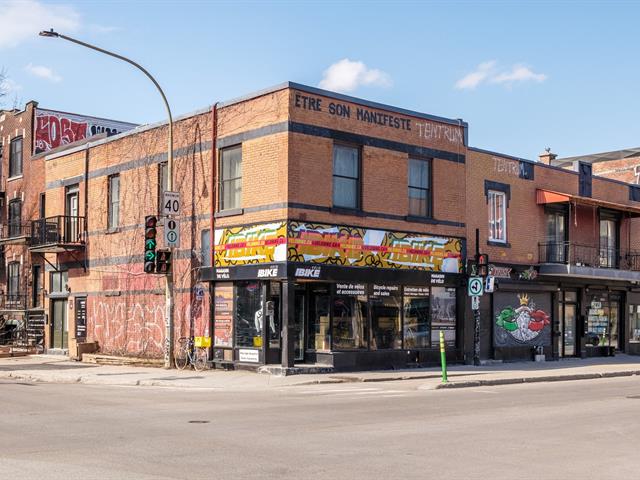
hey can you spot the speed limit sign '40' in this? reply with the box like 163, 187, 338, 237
162, 191, 180, 216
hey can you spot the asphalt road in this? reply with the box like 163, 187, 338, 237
1, 377, 639, 479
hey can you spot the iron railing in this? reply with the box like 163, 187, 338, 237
0, 222, 31, 240
30, 215, 85, 247
538, 242, 640, 271
0, 294, 28, 310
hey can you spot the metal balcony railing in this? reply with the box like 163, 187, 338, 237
0, 294, 27, 310
0, 222, 31, 240
538, 242, 640, 271
30, 215, 85, 247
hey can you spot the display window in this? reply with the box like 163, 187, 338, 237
213, 283, 234, 347
403, 286, 430, 348
234, 281, 264, 348
332, 294, 368, 350
431, 287, 457, 345
308, 284, 331, 351
629, 304, 640, 343
370, 284, 402, 350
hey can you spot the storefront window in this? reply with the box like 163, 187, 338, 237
235, 281, 264, 348
268, 282, 280, 348
308, 284, 330, 351
587, 294, 611, 348
332, 291, 368, 350
629, 304, 640, 343
370, 284, 402, 350
214, 283, 234, 347
403, 286, 430, 348
431, 287, 456, 346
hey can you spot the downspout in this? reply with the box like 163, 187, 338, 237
210, 103, 218, 269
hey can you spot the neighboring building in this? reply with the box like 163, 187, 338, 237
465, 148, 640, 361
20, 81, 640, 370
0, 102, 135, 350
552, 147, 640, 185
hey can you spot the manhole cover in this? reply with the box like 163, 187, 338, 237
188, 420, 210, 424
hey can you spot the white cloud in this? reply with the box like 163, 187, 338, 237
454, 60, 496, 90
490, 64, 547, 85
0, 0, 80, 49
25, 63, 62, 82
455, 61, 547, 90
319, 58, 392, 93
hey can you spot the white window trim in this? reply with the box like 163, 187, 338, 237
488, 190, 507, 243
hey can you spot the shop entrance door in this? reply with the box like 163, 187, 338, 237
294, 285, 305, 361
610, 299, 620, 350
50, 299, 68, 349
557, 291, 578, 357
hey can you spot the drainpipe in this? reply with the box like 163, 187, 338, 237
210, 103, 218, 269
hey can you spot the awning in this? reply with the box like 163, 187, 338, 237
536, 189, 640, 217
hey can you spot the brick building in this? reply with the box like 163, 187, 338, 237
0, 102, 135, 350
17, 81, 640, 370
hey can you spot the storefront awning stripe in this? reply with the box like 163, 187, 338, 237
536, 189, 640, 216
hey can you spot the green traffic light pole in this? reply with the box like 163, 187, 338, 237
39, 29, 176, 368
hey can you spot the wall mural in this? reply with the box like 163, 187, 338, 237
214, 221, 463, 273
34, 108, 136, 154
494, 292, 551, 347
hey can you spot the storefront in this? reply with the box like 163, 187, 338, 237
202, 220, 466, 370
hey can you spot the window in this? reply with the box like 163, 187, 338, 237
7, 262, 20, 300
408, 158, 431, 217
403, 286, 430, 348
201, 229, 211, 267
370, 285, 402, 350
50, 271, 69, 294
544, 207, 567, 263
8, 200, 21, 237
9, 136, 23, 178
431, 287, 457, 346
234, 281, 263, 348
488, 190, 507, 243
220, 146, 242, 211
599, 217, 618, 268
333, 144, 360, 209
158, 161, 168, 212
39, 193, 46, 219
32, 265, 42, 308
108, 174, 120, 229
332, 293, 368, 350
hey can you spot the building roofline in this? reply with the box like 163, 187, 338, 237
555, 147, 640, 165
36, 107, 138, 127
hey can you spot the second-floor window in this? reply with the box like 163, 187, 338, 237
9, 136, 23, 178
201, 229, 211, 267
7, 262, 20, 298
220, 146, 242, 211
488, 190, 507, 243
8, 200, 21, 237
108, 174, 120, 229
408, 158, 431, 217
333, 144, 360, 210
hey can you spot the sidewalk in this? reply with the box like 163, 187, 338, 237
1, 354, 639, 391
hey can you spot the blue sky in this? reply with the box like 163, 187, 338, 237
1, 0, 639, 160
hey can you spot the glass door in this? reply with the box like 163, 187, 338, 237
65, 185, 79, 243
545, 207, 567, 262
563, 304, 577, 356
610, 299, 619, 350
50, 299, 68, 349
599, 218, 617, 268
294, 285, 305, 361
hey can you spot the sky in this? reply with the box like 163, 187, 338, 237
1, 0, 639, 160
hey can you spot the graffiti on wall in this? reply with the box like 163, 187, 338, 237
214, 221, 463, 272
34, 108, 136, 154
494, 293, 551, 347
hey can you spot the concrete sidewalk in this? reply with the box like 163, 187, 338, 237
1, 354, 640, 391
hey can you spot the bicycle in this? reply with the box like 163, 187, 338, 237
174, 337, 209, 371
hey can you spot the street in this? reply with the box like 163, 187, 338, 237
1, 376, 639, 479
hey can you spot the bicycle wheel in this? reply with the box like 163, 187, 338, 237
194, 347, 209, 372
174, 339, 189, 370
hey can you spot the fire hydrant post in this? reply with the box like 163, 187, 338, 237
439, 330, 447, 383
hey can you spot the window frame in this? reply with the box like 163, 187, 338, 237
9, 136, 23, 178
488, 189, 507, 243
332, 143, 361, 211
7, 262, 20, 298
407, 157, 432, 218
8, 199, 22, 237
107, 174, 120, 230
201, 229, 211, 267
219, 145, 242, 212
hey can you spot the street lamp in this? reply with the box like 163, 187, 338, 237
39, 28, 176, 368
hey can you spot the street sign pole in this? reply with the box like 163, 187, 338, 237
474, 228, 482, 366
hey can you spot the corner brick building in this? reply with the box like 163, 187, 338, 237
7, 82, 640, 370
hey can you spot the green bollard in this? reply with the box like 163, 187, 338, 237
439, 330, 447, 383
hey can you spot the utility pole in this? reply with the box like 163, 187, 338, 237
39, 29, 175, 368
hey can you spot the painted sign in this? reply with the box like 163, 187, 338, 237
34, 108, 136, 154
213, 283, 233, 347
494, 292, 551, 347
238, 349, 260, 363
214, 221, 463, 273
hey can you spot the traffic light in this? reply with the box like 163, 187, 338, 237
156, 249, 172, 274
144, 216, 157, 273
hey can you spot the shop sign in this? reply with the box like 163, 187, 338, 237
335, 283, 366, 296
257, 267, 278, 278
215, 268, 230, 280
429, 273, 445, 285
404, 286, 430, 297
518, 266, 538, 280
294, 266, 321, 278
214, 283, 233, 348
371, 284, 400, 297
489, 264, 512, 279
238, 349, 260, 363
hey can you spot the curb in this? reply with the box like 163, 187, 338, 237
435, 370, 640, 389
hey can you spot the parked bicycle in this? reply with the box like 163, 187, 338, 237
174, 336, 210, 371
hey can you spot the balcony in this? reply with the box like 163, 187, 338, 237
30, 216, 85, 253
538, 242, 640, 280
0, 294, 27, 310
0, 222, 32, 245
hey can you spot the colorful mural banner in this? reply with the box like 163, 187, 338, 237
214, 221, 463, 273
34, 108, 136, 154
493, 292, 551, 347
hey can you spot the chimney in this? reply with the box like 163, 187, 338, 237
538, 148, 557, 165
